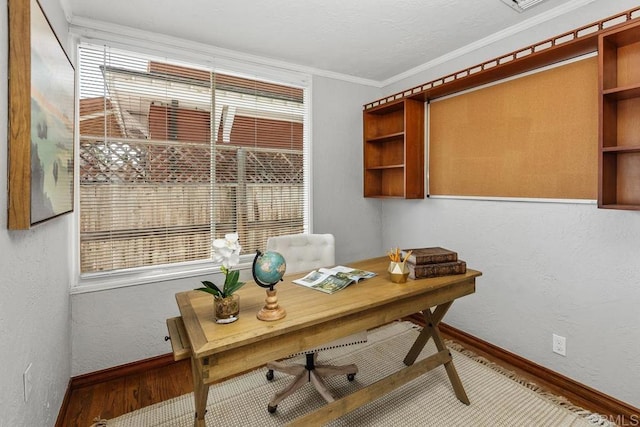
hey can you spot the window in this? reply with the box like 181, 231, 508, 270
78, 44, 309, 276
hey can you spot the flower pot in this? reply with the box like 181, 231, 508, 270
388, 261, 409, 283
214, 294, 240, 324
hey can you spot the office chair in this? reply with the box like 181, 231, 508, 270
264, 233, 367, 413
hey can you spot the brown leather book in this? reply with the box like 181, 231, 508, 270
402, 247, 457, 265
408, 260, 466, 279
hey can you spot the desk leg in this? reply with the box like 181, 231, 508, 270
403, 302, 451, 365
191, 356, 210, 427
403, 302, 470, 405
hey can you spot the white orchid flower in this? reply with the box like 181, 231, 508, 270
199, 232, 245, 299
212, 233, 242, 268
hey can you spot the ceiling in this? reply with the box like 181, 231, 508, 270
64, 0, 594, 83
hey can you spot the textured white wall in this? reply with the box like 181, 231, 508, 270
311, 76, 383, 264
0, 0, 73, 426
382, 198, 640, 407
72, 274, 204, 374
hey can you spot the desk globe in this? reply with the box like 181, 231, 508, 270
252, 250, 287, 321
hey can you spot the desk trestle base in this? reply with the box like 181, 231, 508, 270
288, 305, 470, 426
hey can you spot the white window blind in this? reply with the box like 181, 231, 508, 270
78, 44, 308, 274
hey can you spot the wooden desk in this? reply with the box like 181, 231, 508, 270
174, 256, 481, 426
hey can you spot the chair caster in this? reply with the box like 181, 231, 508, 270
347, 373, 356, 381
268, 404, 277, 413
266, 369, 274, 381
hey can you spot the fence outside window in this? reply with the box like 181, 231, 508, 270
78, 44, 309, 274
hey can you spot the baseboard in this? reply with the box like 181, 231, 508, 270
54, 379, 72, 427
406, 314, 639, 425
69, 353, 177, 389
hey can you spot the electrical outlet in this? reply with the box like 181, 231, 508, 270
23, 363, 33, 402
552, 334, 566, 356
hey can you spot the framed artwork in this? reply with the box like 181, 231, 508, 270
8, 0, 75, 229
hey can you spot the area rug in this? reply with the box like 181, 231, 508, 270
97, 321, 613, 426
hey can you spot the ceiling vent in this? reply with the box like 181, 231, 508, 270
500, 0, 548, 12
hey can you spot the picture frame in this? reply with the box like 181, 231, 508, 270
8, 0, 75, 229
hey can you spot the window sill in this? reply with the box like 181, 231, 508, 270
71, 257, 255, 294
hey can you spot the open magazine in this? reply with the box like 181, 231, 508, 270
292, 265, 376, 294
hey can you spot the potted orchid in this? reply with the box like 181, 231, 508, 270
196, 233, 245, 323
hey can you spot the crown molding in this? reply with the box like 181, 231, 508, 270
381, 0, 597, 87
68, 0, 597, 90
59, 0, 72, 21
69, 16, 382, 88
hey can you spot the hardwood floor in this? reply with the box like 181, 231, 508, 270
58, 319, 637, 427
60, 358, 192, 426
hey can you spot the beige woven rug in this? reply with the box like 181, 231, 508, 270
98, 321, 613, 427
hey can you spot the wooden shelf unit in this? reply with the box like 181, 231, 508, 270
363, 98, 424, 198
599, 20, 640, 210
361, 6, 640, 203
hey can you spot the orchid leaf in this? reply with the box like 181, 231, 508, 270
195, 287, 223, 298
224, 270, 240, 287
225, 280, 245, 296
200, 280, 224, 297
223, 270, 245, 296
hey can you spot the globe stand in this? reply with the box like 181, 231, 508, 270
257, 288, 286, 321
252, 251, 286, 322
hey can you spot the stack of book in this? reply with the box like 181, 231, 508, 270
401, 247, 466, 279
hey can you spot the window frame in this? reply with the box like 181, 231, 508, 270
71, 40, 313, 294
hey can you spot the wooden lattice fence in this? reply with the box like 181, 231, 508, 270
80, 138, 304, 272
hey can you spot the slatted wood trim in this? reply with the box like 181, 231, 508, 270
365, 6, 640, 110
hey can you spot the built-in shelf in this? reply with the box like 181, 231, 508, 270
602, 84, 640, 100
366, 132, 405, 143
599, 19, 640, 210
602, 145, 640, 153
367, 164, 404, 170
363, 99, 424, 199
